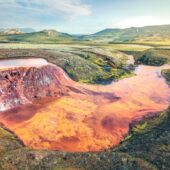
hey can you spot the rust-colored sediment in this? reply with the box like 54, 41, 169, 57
0, 59, 170, 152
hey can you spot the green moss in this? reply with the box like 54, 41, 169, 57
158, 144, 170, 152
0, 127, 15, 139
118, 108, 170, 170
133, 122, 148, 134
0, 127, 24, 157
135, 49, 170, 66
162, 69, 170, 85
131, 111, 168, 135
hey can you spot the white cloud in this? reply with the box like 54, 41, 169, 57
44, 0, 91, 17
114, 16, 157, 28
0, 0, 91, 19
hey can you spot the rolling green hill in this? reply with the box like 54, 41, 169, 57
82, 25, 170, 45
0, 29, 74, 43
1, 25, 170, 45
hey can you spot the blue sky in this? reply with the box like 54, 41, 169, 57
0, 0, 170, 34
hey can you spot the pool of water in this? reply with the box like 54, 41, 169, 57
0, 58, 48, 69
0, 58, 169, 152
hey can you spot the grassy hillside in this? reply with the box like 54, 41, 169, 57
82, 25, 170, 45
0, 30, 74, 43
1, 25, 170, 45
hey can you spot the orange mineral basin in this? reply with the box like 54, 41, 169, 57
0, 59, 170, 152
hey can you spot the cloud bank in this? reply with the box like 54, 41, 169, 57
0, 0, 91, 19
114, 16, 166, 28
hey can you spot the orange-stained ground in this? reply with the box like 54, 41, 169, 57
0, 64, 170, 152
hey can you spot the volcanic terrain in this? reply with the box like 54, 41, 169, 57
0, 58, 169, 152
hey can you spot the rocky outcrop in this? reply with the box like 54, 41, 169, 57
1, 28, 23, 35
0, 65, 70, 111
42, 29, 59, 36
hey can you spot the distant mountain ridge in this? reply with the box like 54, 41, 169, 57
0, 28, 35, 34
0, 29, 74, 43
0, 24, 170, 44
82, 24, 170, 43
0, 29, 23, 35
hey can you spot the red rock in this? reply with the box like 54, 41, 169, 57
0, 65, 71, 111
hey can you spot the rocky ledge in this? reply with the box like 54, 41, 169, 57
0, 64, 71, 111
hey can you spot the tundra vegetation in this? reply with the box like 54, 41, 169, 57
162, 69, 170, 86
135, 49, 170, 66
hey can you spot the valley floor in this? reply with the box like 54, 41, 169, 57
0, 44, 169, 170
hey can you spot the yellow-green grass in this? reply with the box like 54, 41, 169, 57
0, 42, 152, 52
132, 37, 170, 46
